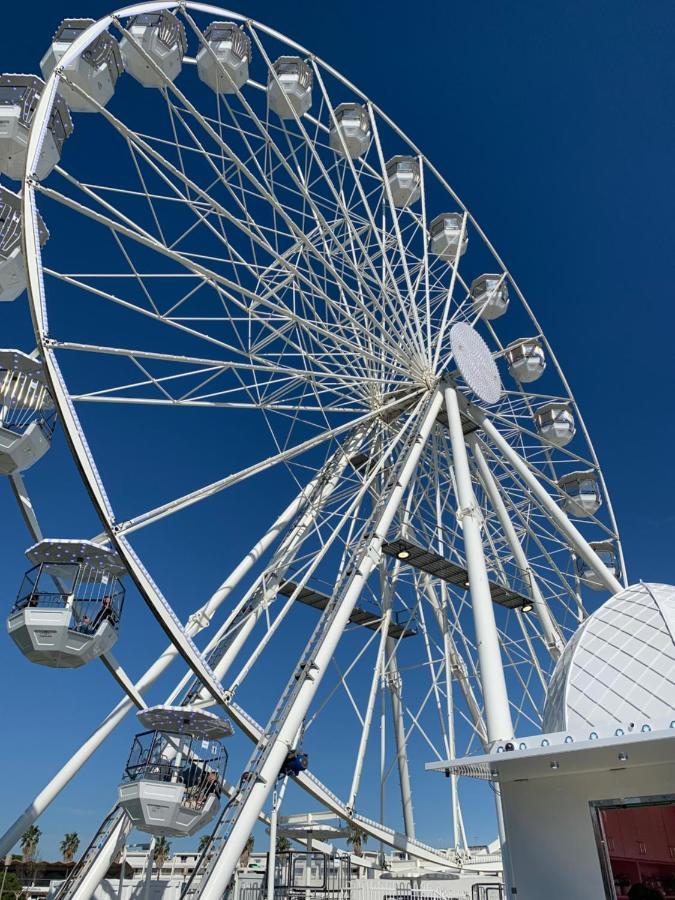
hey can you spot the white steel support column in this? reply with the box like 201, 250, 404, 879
69, 817, 129, 900
443, 385, 513, 745
469, 410, 623, 595
385, 642, 415, 839
348, 610, 391, 811
469, 436, 564, 658
196, 390, 443, 900
266, 778, 288, 900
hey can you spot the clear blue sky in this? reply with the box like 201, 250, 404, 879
1, 0, 674, 863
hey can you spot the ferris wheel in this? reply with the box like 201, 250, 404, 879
0, 3, 627, 897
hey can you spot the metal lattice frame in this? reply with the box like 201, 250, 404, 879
2, 3, 625, 897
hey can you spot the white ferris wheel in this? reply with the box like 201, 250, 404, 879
0, 4, 626, 898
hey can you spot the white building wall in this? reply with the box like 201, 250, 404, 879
500, 760, 675, 900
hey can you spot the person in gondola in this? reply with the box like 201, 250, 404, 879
78, 595, 115, 634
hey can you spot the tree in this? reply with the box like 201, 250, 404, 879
59, 834, 80, 865
0, 870, 24, 900
275, 835, 291, 853
153, 837, 171, 878
345, 822, 367, 858
238, 836, 254, 870
198, 835, 212, 856
19, 828, 40, 864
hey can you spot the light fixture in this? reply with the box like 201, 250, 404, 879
397, 549, 410, 560
618, 751, 628, 762
550, 761, 560, 770
521, 602, 534, 613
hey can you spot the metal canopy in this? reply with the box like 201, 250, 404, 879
136, 704, 234, 740
278, 580, 417, 638
381, 537, 529, 610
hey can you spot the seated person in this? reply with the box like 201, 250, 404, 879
13, 593, 40, 611
77, 596, 115, 634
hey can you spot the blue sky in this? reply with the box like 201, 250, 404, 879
1, 0, 674, 864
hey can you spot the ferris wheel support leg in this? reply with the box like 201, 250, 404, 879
348, 610, 391, 812
266, 777, 289, 900
468, 436, 564, 659
385, 638, 416, 840
469, 410, 623, 595
195, 391, 443, 900
444, 385, 514, 745
0, 469, 331, 857
69, 814, 130, 900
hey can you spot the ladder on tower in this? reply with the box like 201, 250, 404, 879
180, 430, 420, 900
53, 804, 132, 900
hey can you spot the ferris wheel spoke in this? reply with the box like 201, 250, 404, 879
308, 61, 428, 364
54, 102, 403, 377
105, 32, 413, 374
241, 23, 425, 363
366, 104, 429, 364
113, 389, 422, 535
39, 185, 408, 391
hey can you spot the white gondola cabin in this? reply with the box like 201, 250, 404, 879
268, 57, 312, 119
40, 19, 123, 113
577, 541, 619, 590
470, 274, 509, 321
534, 401, 576, 447
329, 103, 370, 159
0, 74, 73, 181
0, 188, 48, 302
558, 469, 602, 518
197, 22, 251, 94
6, 539, 125, 667
429, 213, 467, 261
0, 350, 54, 474
385, 156, 421, 207
505, 337, 546, 383
120, 12, 187, 88
118, 706, 233, 838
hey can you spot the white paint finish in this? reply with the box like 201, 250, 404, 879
543, 582, 675, 735
444, 385, 513, 743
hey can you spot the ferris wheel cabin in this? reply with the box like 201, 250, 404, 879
385, 155, 421, 207
268, 56, 313, 119
577, 541, 619, 590
0, 350, 54, 474
470, 274, 510, 321
6, 539, 126, 667
329, 103, 371, 159
429, 212, 468, 261
534, 401, 576, 447
0, 74, 73, 181
40, 19, 123, 113
505, 336, 546, 383
118, 706, 233, 838
196, 22, 251, 93
0, 188, 48, 303
119, 12, 187, 88
558, 469, 603, 518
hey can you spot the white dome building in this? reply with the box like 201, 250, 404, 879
543, 582, 675, 736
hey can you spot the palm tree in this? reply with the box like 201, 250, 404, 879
153, 837, 171, 878
238, 836, 254, 870
198, 835, 212, 856
345, 822, 367, 858
20, 827, 41, 863
59, 834, 80, 865
275, 835, 291, 853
